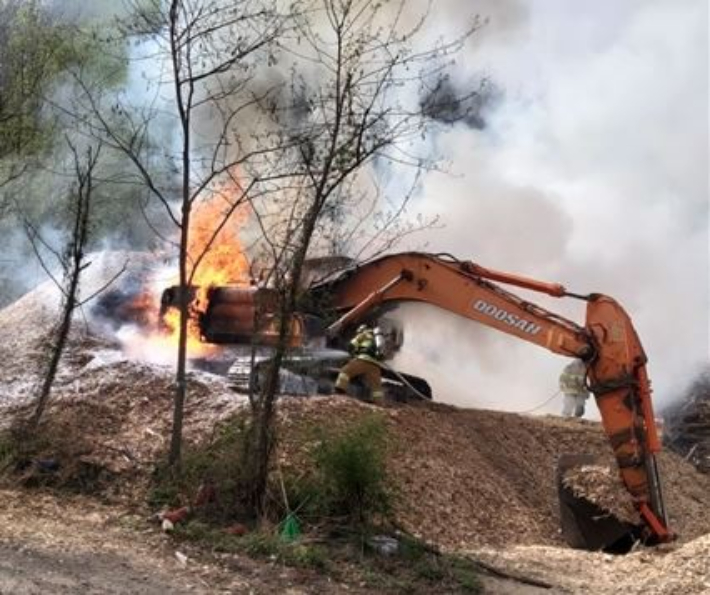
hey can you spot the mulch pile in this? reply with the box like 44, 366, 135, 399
474, 533, 710, 595
0, 351, 244, 501
275, 397, 710, 550
0, 253, 246, 500
0, 251, 158, 405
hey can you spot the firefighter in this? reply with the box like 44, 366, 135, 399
560, 358, 589, 418
335, 324, 385, 403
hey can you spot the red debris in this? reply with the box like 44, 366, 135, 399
225, 523, 248, 536
160, 506, 191, 525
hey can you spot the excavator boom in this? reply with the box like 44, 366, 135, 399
323, 253, 591, 357
315, 252, 671, 543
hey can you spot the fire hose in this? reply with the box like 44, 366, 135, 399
379, 359, 563, 413
376, 360, 433, 402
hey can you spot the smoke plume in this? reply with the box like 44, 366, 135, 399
144, 0, 707, 415
390, 0, 709, 415
8, 0, 702, 420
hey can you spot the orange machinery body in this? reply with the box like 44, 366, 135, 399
199, 286, 305, 347
161, 285, 305, 348
316, 252, 671, 543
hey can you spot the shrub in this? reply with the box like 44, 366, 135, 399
450, 558, 483, 594
174, 520, 329, 571
313, 414, 392, 527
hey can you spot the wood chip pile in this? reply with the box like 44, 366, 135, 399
474, 533, 710, 595
0, 251, 157, 405
276, 397, 710, 551
0, 256, 246, 500
0, 351, 244, 501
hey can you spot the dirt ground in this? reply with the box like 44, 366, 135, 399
0, 484, 706, 595
0, 541, 202, 595
0, 489, 381, 594
0, 488, 554, 594
0, 489, 229, 594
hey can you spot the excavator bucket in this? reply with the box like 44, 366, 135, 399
556, 454, 638, 552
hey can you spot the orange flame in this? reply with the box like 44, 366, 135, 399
170, 189, 251, 355
188, 196, 250, 286
187, 192, 251, 313
161, 306, 215, 355
127, 184, 252, 360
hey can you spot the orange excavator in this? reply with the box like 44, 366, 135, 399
309, 252, 672, 547
162, 251, 673, 548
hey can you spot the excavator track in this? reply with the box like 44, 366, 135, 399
226, 349, 432, 402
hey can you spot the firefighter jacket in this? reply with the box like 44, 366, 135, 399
559, 359, 588, 396
349, 329, 382, 363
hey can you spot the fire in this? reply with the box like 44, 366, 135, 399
129, 184, 253, 360
169, 186, 252, 355
188, 194, 251, 287
161, 306, 215, 355
186, 191, 251, 313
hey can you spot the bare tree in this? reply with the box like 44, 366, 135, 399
240, 0, 476, 515
19, 139, 123, 430
69, 0, 291, 467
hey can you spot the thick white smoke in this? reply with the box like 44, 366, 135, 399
18, 1, 702, 418
390, 0, 709, 415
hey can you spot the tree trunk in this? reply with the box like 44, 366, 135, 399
29, 155, 91, 429
244, 346, 285, 516
168, 205, 191, 468
29, 289, 76, 430
244, 205, 322, 517
167, 26, 192, 467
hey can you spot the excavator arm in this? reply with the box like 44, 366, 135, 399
316, 252, 671, 543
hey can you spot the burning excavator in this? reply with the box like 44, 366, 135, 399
158, 251, 673, 551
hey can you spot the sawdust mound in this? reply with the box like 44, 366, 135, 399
664, 366, 710, 472
0, 354, 244, 500
475, 533, 710, 595
276, 397, 710, 550
0, 251, 157, 403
